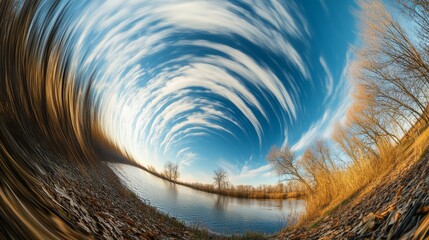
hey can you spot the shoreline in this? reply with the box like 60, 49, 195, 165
3, 111, 427, 239
4, 129, 428, 239
32, 144, 269, 239
279, 147, 429, 239
124, 161, 305, 201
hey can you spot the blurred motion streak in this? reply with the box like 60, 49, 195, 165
0, 1, 122, 238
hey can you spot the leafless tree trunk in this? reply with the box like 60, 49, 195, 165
163, 161, 179, 181
213, 168, 228, 190
266, 146, 313, 191
357, 0, 429, 130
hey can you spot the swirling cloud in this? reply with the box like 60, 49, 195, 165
65, 0, 311, 173
34, 0, 354, 184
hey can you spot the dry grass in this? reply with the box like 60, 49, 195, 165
246, 192, 303, 199
298, 128, 429, 225
413, 126, 429, 160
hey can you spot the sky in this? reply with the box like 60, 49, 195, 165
62, 0, 359, 185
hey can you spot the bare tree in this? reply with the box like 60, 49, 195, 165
213, 168, 228, 190
301, 141, 338, 191
331, 0, 429, 169
163, 161, 179, 181
266, 146, 312, 191
357, 0, 429, 129
351, 83, 402, 144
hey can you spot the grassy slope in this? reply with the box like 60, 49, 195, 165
279, 127, 429, 239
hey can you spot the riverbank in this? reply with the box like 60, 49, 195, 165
4, 127, 428, 239
279, 145, 429, 239
129, 162, 304, 200
31, 144, 269, 239
33, 148, 193, 239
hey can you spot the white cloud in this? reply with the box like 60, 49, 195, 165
287, 49, 355, 153
323, 50, 355, 134
217, 160, 278, 185
179, 152, 197, 167
238, 164, 274, 179
319, 0, 329, 14
72, 0, 311, 175
291, 119, 325, 152
217, 159, 239, 174
319, 55, 334, 97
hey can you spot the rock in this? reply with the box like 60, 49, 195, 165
77, 221, 91, 234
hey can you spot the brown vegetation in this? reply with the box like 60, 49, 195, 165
134, 162, 303, 200
163, 161, 180, 181
213, 168, 230, 190
267, 0, 429, 230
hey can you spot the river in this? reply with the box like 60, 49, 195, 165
110, 163, 305, 235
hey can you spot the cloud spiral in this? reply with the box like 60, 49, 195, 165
67, 1, 313, 172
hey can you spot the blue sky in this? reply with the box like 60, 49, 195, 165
66, 0, 358, 185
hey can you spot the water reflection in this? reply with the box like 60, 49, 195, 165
110, 163, 305, 234
164, 181, 178, 201
214, 195, 228, 212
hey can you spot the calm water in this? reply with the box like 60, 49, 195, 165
110, 163, 305, 235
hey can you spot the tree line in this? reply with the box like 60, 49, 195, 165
266, 0, 429, 221
143, 161, 303, 199
140, 0, 428, 206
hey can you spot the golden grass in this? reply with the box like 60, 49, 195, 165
298, 128, 429, 225
413, 126, 429, 160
